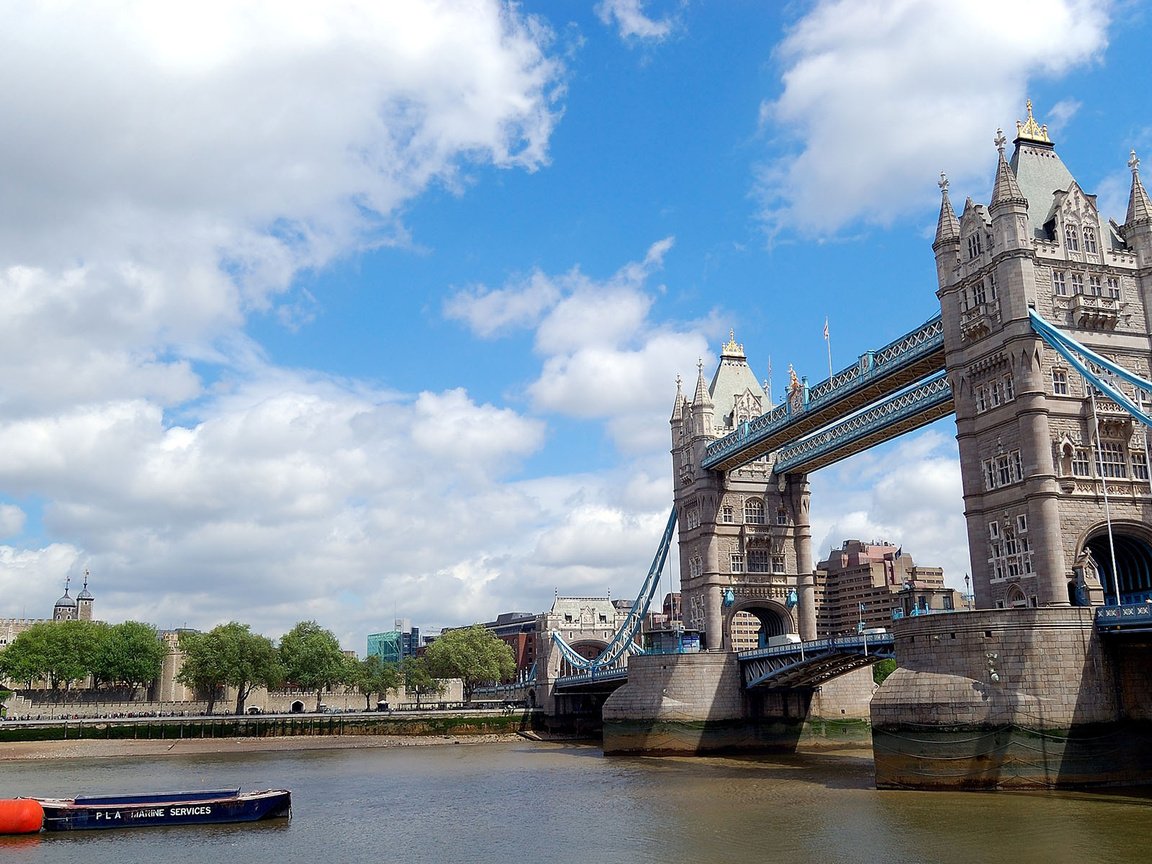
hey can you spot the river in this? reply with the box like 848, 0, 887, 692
1, 740, 1150, 863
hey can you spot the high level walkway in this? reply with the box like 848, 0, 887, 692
703, 315, 945, 473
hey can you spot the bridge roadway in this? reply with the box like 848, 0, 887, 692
551, 632, 895, 693
703, 315, 945, 473
550, 607, 1146, 695
737, 633, 894, 688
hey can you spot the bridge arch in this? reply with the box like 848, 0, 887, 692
1080, 521, 1152, 605
724, 599, 794, 649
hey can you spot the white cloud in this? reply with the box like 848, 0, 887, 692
758, 0, 1111, 237
595, 0, 678, 41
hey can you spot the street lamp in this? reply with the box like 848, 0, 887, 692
964, 573, 972, 610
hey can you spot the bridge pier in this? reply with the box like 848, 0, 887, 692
602, 651, 873, 755
872, 608, 1152, 789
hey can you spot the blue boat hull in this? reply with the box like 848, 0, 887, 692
36, 790, 291, 831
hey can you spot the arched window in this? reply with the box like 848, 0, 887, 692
1083, 226, 1098, 254
1064, 223, 1080, 251
744, 498, 765, 524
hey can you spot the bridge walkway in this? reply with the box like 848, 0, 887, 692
703, 315, 944, 473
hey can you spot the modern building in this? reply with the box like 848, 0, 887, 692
366, 618, 421, 665
815, 539, 955, 634
476, 611, 539, 678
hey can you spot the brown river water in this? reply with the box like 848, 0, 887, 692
1, 740, 1150, 864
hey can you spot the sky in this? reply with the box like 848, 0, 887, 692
1, 0, 1149, 651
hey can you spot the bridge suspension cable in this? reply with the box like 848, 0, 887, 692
551, 506, 678, 673
1029, 309, 1152, 426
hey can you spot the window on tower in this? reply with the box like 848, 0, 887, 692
744, 498, 765, 524
1052, 368, 1069, 395
1064, 223, 1080, 251
1052, 271, 1067, 296
1083, 226, 1098, 254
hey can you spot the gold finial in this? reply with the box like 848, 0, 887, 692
721, 329, 745, 359
1015, 99, 1051, 144
788, 364, 800, 392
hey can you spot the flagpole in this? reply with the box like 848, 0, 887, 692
824, 317, 833, 380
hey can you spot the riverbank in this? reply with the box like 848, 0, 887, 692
0, 731, 545, 761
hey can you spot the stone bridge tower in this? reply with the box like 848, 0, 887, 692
934, 103, 1152, 609
670, 334, 816, 651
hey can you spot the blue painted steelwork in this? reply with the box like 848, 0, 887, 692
1095, 604, 1152, 632
773, 373, 953, 474
738, 632, 894, 688
551, 507, 678, 682
1029, 309, 1152, 427
554, 666, 630, 690
702, 315, 944, 471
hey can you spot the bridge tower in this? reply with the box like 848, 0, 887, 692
935, 102, 1152, 609
670, 334, 816, 651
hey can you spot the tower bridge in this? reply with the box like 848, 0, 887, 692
535, 104, 1152, 788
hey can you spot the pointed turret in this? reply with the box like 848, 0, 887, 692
989, 127, 1031, 261
933, 172, 960, 252
1125, 150, 1152, 228
990, 129, 1026, 209
669, 374, 685, 423
1123, 149, 1152, 270
689, 359, 713, 438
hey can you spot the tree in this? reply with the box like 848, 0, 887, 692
91, 621, 167, 692
873, 658, 897, 686
35, 620, 104, 690
279, 620, 346, 711
0, 622, 54, 688
424, 625, 515, 701
401, 656, 443, 707
177, 622, 282, 715
350, 654, 402, 710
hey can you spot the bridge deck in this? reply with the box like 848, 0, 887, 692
738, 633, 894, 688
703, 316, 944, 473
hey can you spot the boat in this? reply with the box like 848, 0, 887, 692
0, 788, 291, 833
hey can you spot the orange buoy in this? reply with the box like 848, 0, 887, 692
0, 799, 43, 834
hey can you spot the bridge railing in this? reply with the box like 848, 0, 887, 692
703, 315, 944, 468
1095, 604, 1152, 631
737, 631, 895, 662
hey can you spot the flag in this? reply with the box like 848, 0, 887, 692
823, 318, 829, 341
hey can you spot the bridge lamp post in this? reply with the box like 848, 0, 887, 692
964, 574, 971, 611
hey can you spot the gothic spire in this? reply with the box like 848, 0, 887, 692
990, 128, 1026, 208
932, 172, 960, 250
1126, 150, 1152, 228
669, 374, 685, 422
692, 359, 713, 408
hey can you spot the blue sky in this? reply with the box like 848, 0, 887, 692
0, 0, 1149, 649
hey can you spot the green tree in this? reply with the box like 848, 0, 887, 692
350, 654, 402, 710
92, 621, 167, 692
176, 622, 282, 715
43, 620, 103, 690
400, 656, 443, 706
279, 620, 347, 712
424, 625, 515, 701
873, 658, 897, 686
0, 622, 55, 687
